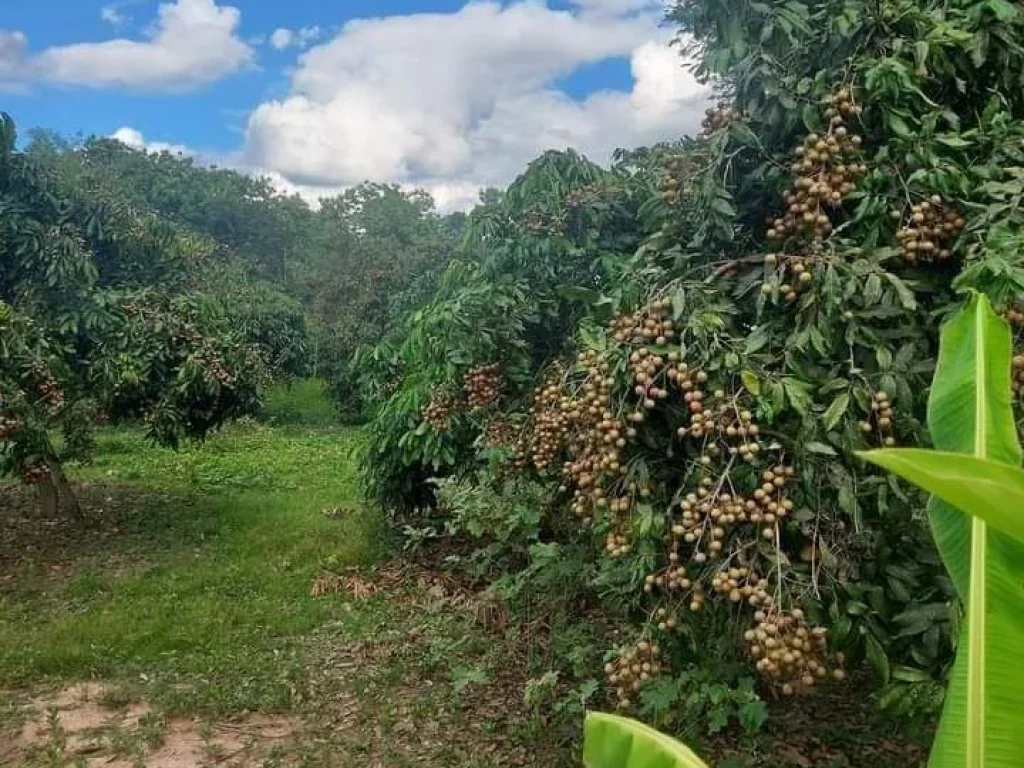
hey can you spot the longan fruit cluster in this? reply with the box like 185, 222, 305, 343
605, 529, 631, 557
699, 102, 745, 139
660, 156, 690, 204
562, 351, 630, 522
682, 389, 761, 463
0, 413, 23, 440
421, 395, 456, 431
610, 298, 676, 345
31, 366, 64, 409
767, 89, 865, 243
669, 464, 795, 563
484, 417, 518, 448
1004, 303, 1024, 329
744, 608, 845, 695
1013, 354, 1024, 396
605, 641, 664, 710
859, 390, 896, 446
894, 196, 965, 264
565, 182, 603, 208
516, 372, 570, 471
628, 354, 707, 426
644, 562, 693, 594
19, 459, 49, 485
522, 206, 563, 236
761, 252, 819, 303
462, 363, 501, 408
655, 605, 684, 629
628, 347, 672, 411
710, 566, 769, 606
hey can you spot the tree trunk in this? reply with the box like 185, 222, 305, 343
37, 467, 59, 517
35, 460, 82, 519
54, 462, 81, 518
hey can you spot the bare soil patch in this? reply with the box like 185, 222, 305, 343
3, 682, 301, 767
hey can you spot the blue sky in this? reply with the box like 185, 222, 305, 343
1, 0, 707, 209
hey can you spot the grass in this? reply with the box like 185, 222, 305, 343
262, 378, 340, 426
0, 393, 383, 715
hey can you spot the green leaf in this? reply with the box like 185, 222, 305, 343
865, 633, 891, 684
822, 391, 850, 431
886, 112, 913, 139
858, 450, 1024, 543
741, 369, 760, 395
583, 711, 710, 768
781, 377, 812, 417
805, 441, 837, 456
916, 292, 1024, 768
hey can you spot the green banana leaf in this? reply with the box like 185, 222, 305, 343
912, 292, 1024, 768
583, 712, 710, 768
857, 450, 1024, 543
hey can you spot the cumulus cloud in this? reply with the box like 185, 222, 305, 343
242, 1, 709, 206
110, 126, 193, 155
32, 0, 253, 91
269, 25, 321, 51
0, 30, 29, 86
569, 0, 665, 16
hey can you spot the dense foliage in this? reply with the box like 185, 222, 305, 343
0, 115, 303, 506
354, 0, 1024, 738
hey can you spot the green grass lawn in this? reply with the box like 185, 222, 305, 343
0, 410, 387, 716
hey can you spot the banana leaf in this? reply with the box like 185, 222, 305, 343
858, 450, 1024, 543
908, 291, 1024, 768
583, 711, 710, 768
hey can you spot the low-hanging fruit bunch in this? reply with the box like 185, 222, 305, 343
463, 363, 501, 408
611, 297, 676, 345
767, 88, 865, 243
894, 196, 965, 265
0, 412, 23, 441
562, 349, 631, 524
745, 607, 845, 695
699, 102, 745, 139
19, 459, 49, 485
31, 365, 64, 410
761, 249, 823, 304
660, 155, 691, 205
859, 390, 897, 446
483, 417, 519, 448
514, 367, 569, 472
605, 640, 664, 710
421, 394, 457, 431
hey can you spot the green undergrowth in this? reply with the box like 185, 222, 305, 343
262, 378, 341, 427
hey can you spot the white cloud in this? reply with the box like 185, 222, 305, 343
569, 0, 665, 16
111, 126, 193, 156
32, 0, 253, 91
100, 5, 127, 26
242, 1, 710, 207
269, 25, 321, 51
269, 28, 294, 50
0, 30, 28, 85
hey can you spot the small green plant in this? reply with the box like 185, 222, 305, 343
637, 670, 766, 738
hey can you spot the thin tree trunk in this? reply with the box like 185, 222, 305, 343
37, 466, 58, 517
54, 462, 81, 518
36, 460, 82, 519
